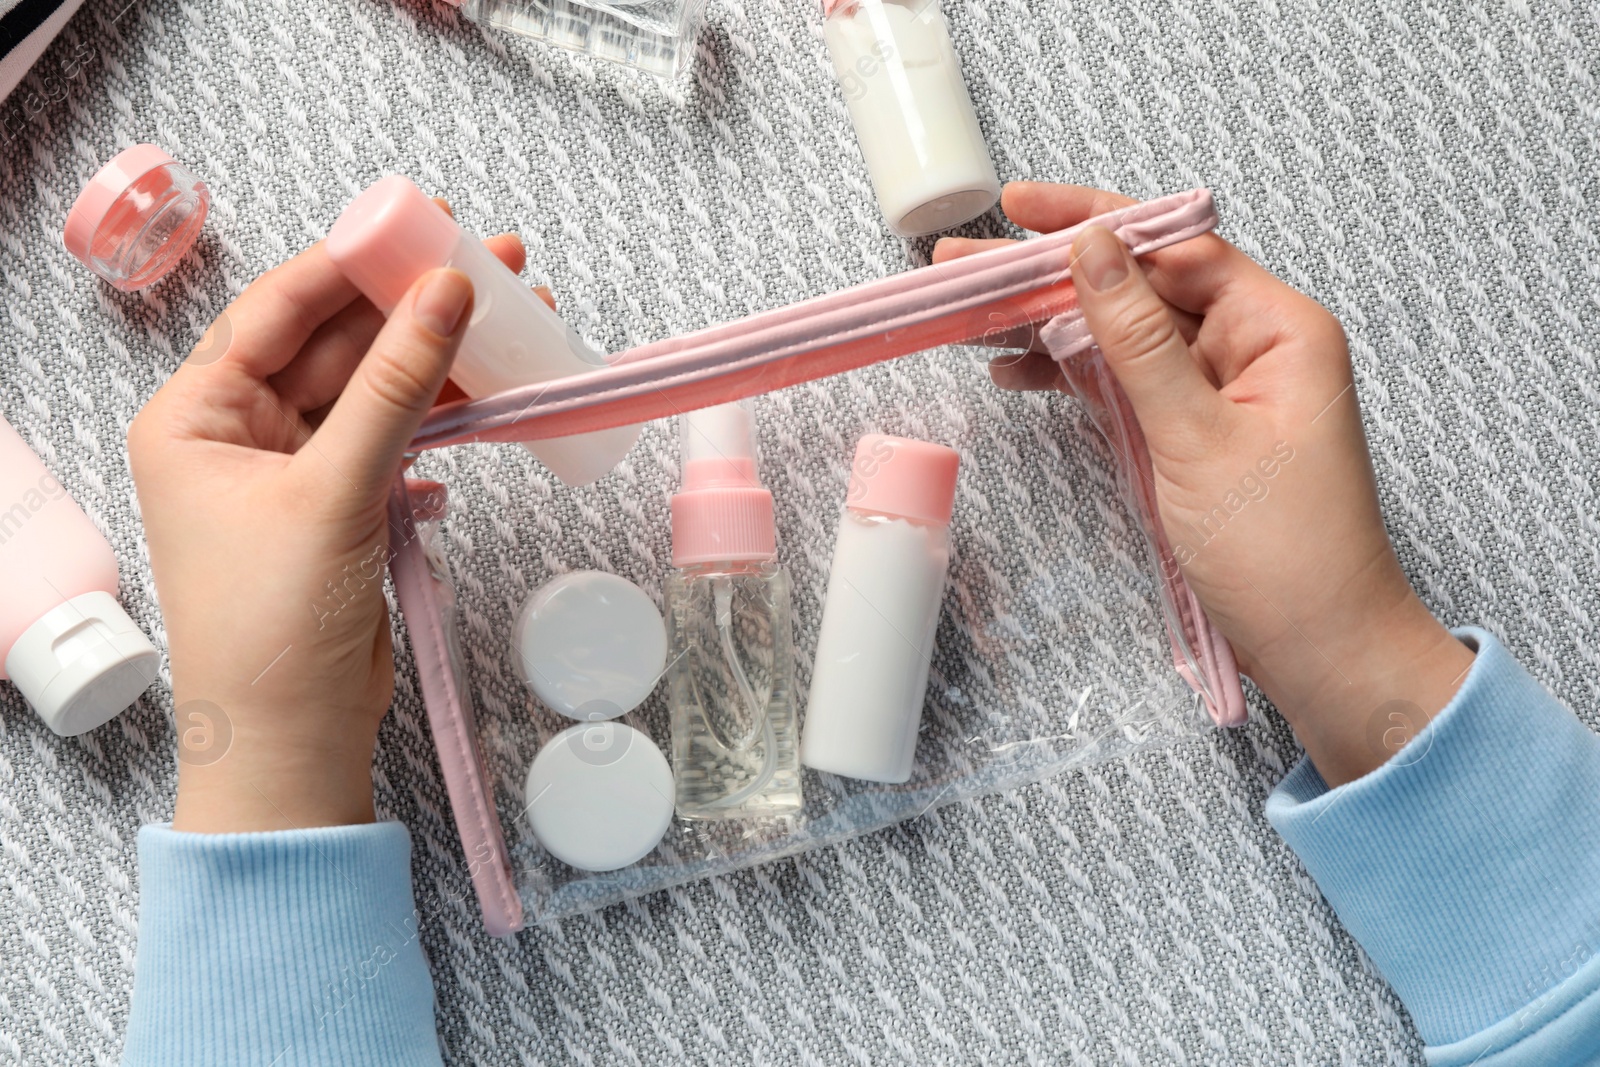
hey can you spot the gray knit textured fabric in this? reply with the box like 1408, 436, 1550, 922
1, 0, 1597, 1062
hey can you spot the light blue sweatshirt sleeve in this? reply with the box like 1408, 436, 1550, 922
1267, 627, 1600, 1066
122, 821, 443, 1067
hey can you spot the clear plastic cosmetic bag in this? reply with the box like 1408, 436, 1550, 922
390, 190, 1244, 932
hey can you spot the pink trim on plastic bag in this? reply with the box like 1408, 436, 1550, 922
407, 190, 1218, 452
387, 477, 524, 936
395, 188, 1243, 934
1041, 314, 1248, 727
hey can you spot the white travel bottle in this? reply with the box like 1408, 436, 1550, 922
822, 0, 1001, 237
801, 434, 959, 784
327, 175, 640, 487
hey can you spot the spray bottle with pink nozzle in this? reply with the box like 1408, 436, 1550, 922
664, 401, 801, 819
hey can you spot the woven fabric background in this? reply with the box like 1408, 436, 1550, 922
0, 0, 1596, 1063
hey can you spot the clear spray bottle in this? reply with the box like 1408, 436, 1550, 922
665, 402, 801, 819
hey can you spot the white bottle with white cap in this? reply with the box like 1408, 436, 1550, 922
801, 434, 960, 784
0, 416, 158, 735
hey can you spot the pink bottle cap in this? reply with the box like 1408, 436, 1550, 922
64, 144, 209, 291
325, 174, 460, 313
846, 434, 960, 526
670, 402, 776, 567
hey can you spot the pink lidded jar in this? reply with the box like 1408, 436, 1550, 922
64, 144, 209, 291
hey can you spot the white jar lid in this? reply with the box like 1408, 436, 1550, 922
512, 571, 667, 720
524, 722, 674, 872
5, 590, 159, 736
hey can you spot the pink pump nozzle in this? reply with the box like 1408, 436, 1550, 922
670, 402, 776, 567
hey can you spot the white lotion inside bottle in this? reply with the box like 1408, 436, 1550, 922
823, 0, 1000, 237
801, 434, 960, 784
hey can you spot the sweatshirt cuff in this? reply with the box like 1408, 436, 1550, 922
123, 822, 442, 1067
1266, 628, 1600, 1050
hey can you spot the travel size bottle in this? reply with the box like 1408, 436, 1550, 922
822, 0, 1001, 237
665, 402, 801, 819
327, 175, 640, 487
0, 415, 158, 735
801, 434, 959, 784
443, 0, 708, 79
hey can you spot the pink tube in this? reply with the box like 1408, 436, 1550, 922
0, 417, 157, 735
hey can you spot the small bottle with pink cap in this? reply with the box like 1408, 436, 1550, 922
665, 401, 801, 819
801, 435, 960, 784
326, 175, 640, 488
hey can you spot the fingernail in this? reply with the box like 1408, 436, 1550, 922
414, 270, 472, 337
1074, 227, 1129, 292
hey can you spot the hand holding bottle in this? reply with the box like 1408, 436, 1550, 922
129, 203, 545, 832
936, 182, 1474, 785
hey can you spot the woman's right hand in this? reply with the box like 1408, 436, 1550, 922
937, 183, 1474, 784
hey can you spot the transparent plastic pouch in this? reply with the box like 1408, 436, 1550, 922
1042, 314, 1246, 727
388, 191, 1243, 929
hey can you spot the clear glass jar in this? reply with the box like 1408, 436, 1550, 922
63, 144, 209, 291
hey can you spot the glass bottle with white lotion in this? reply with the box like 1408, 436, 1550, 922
665, 402, 801, 819
823, 0, 1001, 237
